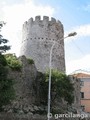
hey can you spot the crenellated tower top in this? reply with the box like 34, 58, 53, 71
23, 16, 63, 29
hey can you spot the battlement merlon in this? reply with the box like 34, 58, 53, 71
51, 17, 56, 22
28, 17, 33, 24
35, 16, 41, 22
57, 20, 63, 26
22, 16, 63, 28
23, 21, 28, 28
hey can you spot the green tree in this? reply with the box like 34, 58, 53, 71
39, 70, 74, 106
0, 62, 15, 111
0, 22, 15, 111
5, 54, 22, 71
0, 21, 10, 53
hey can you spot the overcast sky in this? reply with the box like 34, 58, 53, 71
0, 0, 90, 74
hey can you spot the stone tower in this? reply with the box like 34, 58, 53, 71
20, 16, 65, 73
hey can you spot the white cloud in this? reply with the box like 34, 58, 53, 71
1, 0, 54, 56
0, 2, 6, 20
65, 24, 90, 42
66, 54, 90, 74
73, 24, 90, 37
65, 24, 90, 74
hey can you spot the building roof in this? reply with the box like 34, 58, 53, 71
72, 73, 90, 78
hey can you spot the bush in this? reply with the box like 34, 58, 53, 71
0, 55, 7, 66
38, 70, 74, 106
27, 58, 34, 64
0, 78, 15, 111
5, 54, 22, 71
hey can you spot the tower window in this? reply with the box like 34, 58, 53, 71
81, 105, 85, 111
80, 81, 84, 86
81, 92, 84, 99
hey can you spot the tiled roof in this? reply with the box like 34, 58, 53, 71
72, 73, 90, 78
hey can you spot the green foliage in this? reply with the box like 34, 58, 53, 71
0, 78, 15, 110
27, 58, 34, 64
0, 54, 15, 111
5, 54, 22, 71
0, 54, 7, 66
0, 22, 15, 111
39, 70, 74, 106
0, 22, 10, 53
0, 65, 7, 80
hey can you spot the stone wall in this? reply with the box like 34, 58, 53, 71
8, 55, 37, 105
69, 76, 81, 113
20, 16, 65, 73
0, 56, 82, 120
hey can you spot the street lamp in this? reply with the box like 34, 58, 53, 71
47, 32, 77, 120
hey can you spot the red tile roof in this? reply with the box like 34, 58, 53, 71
72, 73, 90, 78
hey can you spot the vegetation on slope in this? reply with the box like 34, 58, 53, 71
0, 22, 15, 111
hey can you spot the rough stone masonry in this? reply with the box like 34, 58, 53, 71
20, 16, 65, 73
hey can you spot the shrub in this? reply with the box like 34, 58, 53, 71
0, 55, 7, 66
5, 54, 22, 71
0, 78, 15, 111
27, 58, 34, 64
39, 69, 74, 106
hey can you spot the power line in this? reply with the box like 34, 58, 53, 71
71, 39, 85, 56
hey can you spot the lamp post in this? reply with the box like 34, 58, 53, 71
47, 32, 77, 120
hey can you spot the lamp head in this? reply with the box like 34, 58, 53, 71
68, 32, 77, 37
